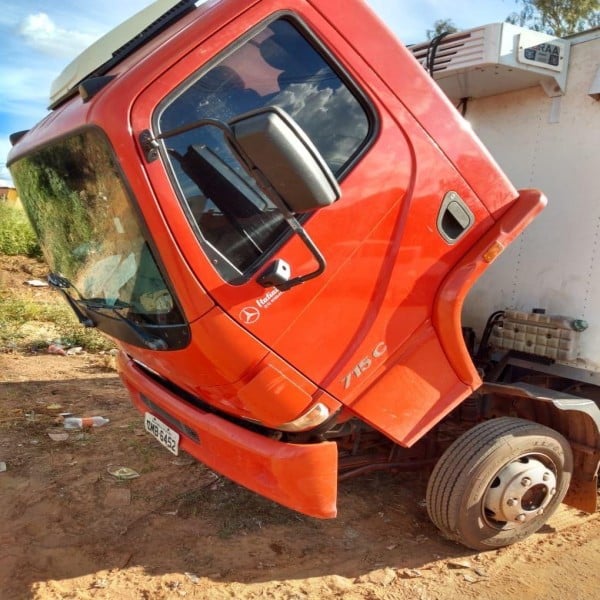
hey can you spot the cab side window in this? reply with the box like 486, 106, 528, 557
158, 19, 372, 282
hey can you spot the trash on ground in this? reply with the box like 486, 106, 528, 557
25, 279, 48, 287
48, 431, 69, 442
63, 416, 110, 429
66, 347, 84, 355
47, 344, 66, 356
108, 466, 140, 480
0, 462, 6, 473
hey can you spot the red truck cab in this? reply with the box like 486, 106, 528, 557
9, 0, 598, 550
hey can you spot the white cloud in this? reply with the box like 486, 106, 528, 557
19, 12, 53, 36
272, 80, 368, 171
17, 12, 97, 58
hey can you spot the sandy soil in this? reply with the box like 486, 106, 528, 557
1, 259, 599, 599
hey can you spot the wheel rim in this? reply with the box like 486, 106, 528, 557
483, 454, 558, 530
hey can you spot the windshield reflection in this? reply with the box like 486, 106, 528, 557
10, 128, 182, 326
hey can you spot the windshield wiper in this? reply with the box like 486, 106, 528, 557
48, 272, 95, 328
82, 301, 168, 351
48, 273, 167, 351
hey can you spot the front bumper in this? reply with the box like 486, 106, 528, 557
118, 354, 338, 518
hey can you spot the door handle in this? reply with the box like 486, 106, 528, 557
437, 191, 474, 244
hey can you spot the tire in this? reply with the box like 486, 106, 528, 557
426, 417, 572, 550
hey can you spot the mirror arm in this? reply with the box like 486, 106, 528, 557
154, 118, 234, 142
277, 214, 326, 290
250, 170, 326, 290
147, 121, 265, 191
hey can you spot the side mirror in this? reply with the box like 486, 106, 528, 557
230, 107, 340, 213
152, 106, 340, 290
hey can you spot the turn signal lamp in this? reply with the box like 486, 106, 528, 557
276, 403, 330, 432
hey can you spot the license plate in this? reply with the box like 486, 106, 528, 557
144, 412, 179, 455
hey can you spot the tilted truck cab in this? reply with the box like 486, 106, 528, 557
8, 0, 600, 550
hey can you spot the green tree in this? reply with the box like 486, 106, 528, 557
426, 19, 458, 40
507, 0, 600, 36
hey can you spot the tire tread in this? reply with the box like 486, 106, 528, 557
426, 417, 570, 548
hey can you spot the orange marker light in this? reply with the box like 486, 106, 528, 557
483, 241, 505, 263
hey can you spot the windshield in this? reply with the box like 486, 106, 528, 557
9, 128, 189, 349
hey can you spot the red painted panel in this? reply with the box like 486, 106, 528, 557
120, 354, 338, 518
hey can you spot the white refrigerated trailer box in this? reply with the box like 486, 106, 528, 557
412, 25, 600, 384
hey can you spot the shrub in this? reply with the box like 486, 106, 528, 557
0, 283, 115, 354
0, 202, 41, 257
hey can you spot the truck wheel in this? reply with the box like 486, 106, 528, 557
426, 417, 572, 550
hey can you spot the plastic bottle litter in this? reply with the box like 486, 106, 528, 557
25, 279, 48, 287
63, 416, 110, 429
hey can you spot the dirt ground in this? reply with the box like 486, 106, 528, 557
1, 261, 599, 600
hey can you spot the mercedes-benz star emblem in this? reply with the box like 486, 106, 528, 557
239, 306, 261, 324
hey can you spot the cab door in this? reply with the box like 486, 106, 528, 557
132, 1, 493, 431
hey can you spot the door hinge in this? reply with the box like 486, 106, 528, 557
139, 130, 159, 162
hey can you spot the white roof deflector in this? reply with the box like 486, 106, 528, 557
49, 0, 196, 109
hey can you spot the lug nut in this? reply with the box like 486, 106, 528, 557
543, 472, 550, 482
537, 508, 544, 516
516, 514, 526, 522
507, 498, 516, 506
521, 477, 532, 487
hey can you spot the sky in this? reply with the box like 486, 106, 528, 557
0, 0, 515, 185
